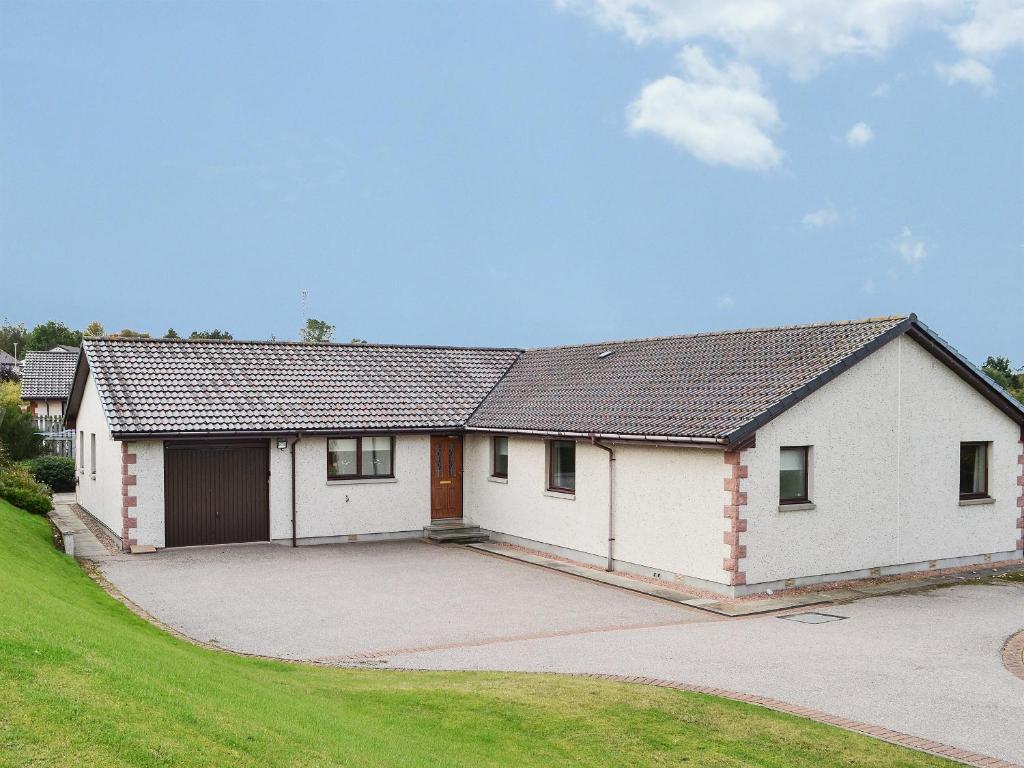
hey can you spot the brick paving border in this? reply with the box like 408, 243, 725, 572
78, 560, 1022, 767
1003, 630, 1024, 682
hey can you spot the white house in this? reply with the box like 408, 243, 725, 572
64, 315, 1024, 596
20, 347, 78, 420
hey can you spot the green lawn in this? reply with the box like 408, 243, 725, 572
0, 499, 953, 767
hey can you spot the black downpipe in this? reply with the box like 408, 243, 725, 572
591, 435, 616, 571
291, 433, 303, 547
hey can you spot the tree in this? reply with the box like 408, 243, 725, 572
0, 322, 29, 358
190, 329, 233, 340
0, 382, 43, 461
164, 328, 180, 339
83, 321, 105, 337
112, 329, 150, 338
982, 356, 1024, 405
300, 318, 335, 343
26, 321, 82, 352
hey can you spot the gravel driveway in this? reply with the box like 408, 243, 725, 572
386, 580, 1024, 765
99, 540, 713, 659
100, 541, 1024, 765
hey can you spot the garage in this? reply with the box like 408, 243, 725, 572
164, 441, 270, 548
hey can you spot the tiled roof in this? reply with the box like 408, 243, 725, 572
82, 338, 521, 435
467, 316, 911, 440
20, 349, 79, 400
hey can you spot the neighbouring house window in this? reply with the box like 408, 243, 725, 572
89, 433, 96, 475
779, 446, 809, 504
327, 436, 395, 480
548, 440, 575, 493
79, 431, 84, 469
492, 436, 509, 478
959, 442, 988, 499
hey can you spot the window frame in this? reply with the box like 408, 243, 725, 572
326, 435, 396, 481
491, 435, 509, 479
89, 433, 96, 476
958, 441, 989, 500
779, 445, 810, 505
79, 431, 84, 469
547, 439, 576, 494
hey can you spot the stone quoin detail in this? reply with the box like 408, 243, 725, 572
723, 450, 749, 587
1017, 440, 1024, 553
121, 442, 138, 551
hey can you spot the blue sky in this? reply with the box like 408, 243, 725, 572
1, 1, 1021, 363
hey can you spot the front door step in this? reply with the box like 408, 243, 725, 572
423, 520, 490, 544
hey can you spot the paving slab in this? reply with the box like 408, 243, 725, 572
48, 498, 119, 561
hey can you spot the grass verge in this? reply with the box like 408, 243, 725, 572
0, 499, 955, 767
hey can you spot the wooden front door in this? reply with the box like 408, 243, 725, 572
430, 435, 463, 520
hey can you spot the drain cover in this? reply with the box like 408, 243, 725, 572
779, 612, 848, 624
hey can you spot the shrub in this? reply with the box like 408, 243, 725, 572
0, 464, 53, 515
25, 455, 76, 493
0, 381, 44, 461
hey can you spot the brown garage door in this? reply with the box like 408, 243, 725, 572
164, 441, 269, 547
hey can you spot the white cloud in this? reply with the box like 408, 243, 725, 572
936, 57, 995, 89
801, 206, 839, 228
559, 0, 964, 78
717, 294, 735, 309
559, 1, 1020, 160
872, 82, 892, 97
949, 0, 1024, 58
895, 226, 927, 267
846, 121, 875, 147
627, 46, 781, 170
863, 278, 876, 294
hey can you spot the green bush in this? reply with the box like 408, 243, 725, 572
1, 381, 44, 461
24, 455, 76, 493
0, 465, 53, 515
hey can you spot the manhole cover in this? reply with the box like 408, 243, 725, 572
779, 612, 848, 624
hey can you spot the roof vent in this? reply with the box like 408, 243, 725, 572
597, 349, 615, 359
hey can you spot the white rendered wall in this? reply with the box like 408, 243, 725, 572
463, 435, 726, 583
30, 399, 64, 417
73, 372, 122, 536
269, 434, 432, 541
742, 335, 1021, 585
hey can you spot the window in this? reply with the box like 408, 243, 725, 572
327, 436, 394, 480
959, 442, 988, 499
492, 436, 509, 478
779, 446, 809, 504
548, 440, 575, 493
79, 431, 84, 469
89, 433, 96, 475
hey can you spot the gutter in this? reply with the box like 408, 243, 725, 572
590, 435, 616, 572
465, 425, 726, 447
291, 432, 303, 548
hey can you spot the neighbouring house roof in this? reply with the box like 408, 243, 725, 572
467, 314, 1024, 444
0, 349, 17, 366
66, 338, 522, 437
19, 349, 79, 401
64, 314, 1024, 444
50, 345, 80, 354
